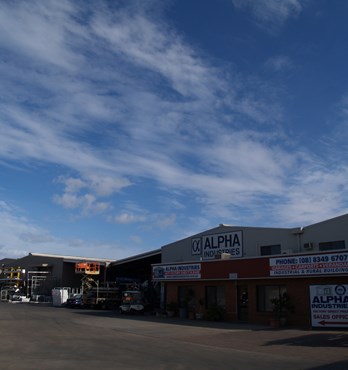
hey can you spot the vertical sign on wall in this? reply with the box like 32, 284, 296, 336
309, 285, 348, 328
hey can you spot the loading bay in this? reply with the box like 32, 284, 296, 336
0, 302, 347, 370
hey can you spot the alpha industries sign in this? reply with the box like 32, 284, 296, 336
152, 263, 201, 280
310, 285, 348, 328
191, 231, 243, 260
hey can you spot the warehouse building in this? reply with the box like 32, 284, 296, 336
0, 253, 111, 301
0, 251, 161, 307
152, 214, 348, 328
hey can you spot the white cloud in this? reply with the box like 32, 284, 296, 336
52, 177, 114, 215
52, 175, 132, 216
113, 213, 146, 224
265, 55, 294, 71
59, 177, 86, 194
330, 95, 348, 155
0, 199, 139, 259
87, 175, 132, 197
112, 131, 291, 211
157, 214, 176, 230
91, 10, 216, 100
129, 235, 143, 244
232, 0, 305, 30
277, 166, 348, 225
0, 0, 347, 253
0, 201, 54, 258
0, 200, 13, 212
0, 0, 83, 70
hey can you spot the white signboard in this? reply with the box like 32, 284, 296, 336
191, 231, 243, 260
152, 263, 201, 280
270, 252, 348, 276
310, 285, 348, 328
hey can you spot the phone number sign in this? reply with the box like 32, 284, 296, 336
270, 252, 348, 276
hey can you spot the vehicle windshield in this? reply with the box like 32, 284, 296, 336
70, 294, 81, 299
122, 291, 142, 303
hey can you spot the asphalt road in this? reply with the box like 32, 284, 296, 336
0, 302, 347, 370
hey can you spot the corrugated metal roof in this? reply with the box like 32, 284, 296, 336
29, 252, 113, 263
110, 249, 161, 266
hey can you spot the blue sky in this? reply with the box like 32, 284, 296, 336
1, 0, 348, 259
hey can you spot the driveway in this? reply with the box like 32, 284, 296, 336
0, 302, 347, 369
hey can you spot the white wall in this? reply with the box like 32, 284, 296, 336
161, 214, 348, 263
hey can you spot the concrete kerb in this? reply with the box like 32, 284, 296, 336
70, 307, 281, 331
6, 300, 345, 335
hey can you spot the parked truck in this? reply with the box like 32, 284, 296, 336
119, 290, 145, 314
83, 286, 122, 309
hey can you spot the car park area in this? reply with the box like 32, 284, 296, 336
0, 301, 347, 370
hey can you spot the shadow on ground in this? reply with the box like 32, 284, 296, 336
264, 333, 348, 348
68, 307, 269, 330
308, 359, 348, 369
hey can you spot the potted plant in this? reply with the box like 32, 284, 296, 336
195, 298, 205, 320
188, 308, 196, 320
166, 301, 178, 317
270, 292, 293, 327
187, 291, 197, 319
179, 305, 187, 319
206, 304, 226, 321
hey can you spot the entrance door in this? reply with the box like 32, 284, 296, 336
237, 285, 248, 322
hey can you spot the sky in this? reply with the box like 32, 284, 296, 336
1, 0, 348, 260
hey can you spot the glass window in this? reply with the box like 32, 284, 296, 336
178, 286, 195, 309
257, 285, 287, 312
205, 286, 225, 308
319, 240, 345, 251
260, 245, 281, 256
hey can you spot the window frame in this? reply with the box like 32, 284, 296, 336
257, 285, 287, 312
260, 244, 281, 256
205, 285, 226, 308
319, 240, 345, 251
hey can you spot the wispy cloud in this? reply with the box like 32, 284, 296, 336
0, 0, 347, 258
113, 212, 146, 224
91, 7, 217, 100
0, 0, 82, 70
278, 165, 348, 225
0, 201, 137, 259
265, 55, 294, 72
232, 0, 306, 31
332, 95, 348, 153
0, 201, 58, 258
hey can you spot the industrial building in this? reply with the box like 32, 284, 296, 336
1, 214, 347, 328
152, 214, 348, 328
0, 253, 111, 302
0, 250, 160, 308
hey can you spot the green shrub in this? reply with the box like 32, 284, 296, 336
166, 301, 178, 314
206, 304, 226, 321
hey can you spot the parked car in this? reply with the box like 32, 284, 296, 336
66, 294, 83, 308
